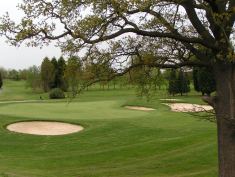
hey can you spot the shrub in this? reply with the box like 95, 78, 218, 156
49, 88, 65, 99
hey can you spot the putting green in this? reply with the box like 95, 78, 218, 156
0, 100, 149, 120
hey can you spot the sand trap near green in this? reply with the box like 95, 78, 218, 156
159, 99, 182, 102
7, 121, 84, 136
125, 106, 155, 111
164, 103, 213, 112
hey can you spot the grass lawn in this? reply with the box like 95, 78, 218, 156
0, 80, 217, 177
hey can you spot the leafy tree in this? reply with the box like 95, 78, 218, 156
8, 70, 20, 81
82, 61, 97, 90
41, 57, 55, 92
25, 65, 41, 91
129, 56, 166, 94
97, 59, 115, 90
2, 1, 235, 175
152, 68, 166, 90
0, 67, 8, 79
64, 56, 82, 95
18, 69, 28, 80
130, 65, 166, 99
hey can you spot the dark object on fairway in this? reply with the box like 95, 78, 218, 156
49, 88, 65, 99
39, 96, 43, 100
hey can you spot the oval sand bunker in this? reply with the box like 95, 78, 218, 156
125, 106, 155, 111
163, 103, 213, 112
7, 121, 84, 136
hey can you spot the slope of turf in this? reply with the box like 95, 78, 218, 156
0, 80, 217, 177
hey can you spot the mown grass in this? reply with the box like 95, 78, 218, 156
0, 80, 217, 177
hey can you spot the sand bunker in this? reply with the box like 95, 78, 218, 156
6, 121, 84, 136
164, 103, 213, 112
160, 99, 182, 102
125, 106, 155, 111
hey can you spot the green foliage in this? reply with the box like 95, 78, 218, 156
50, 56, 68, 91
193, 67, 216, 96
51, 57, 58, 88
64, 56, 82, 95
18, 69, 28, 80
133, 67, 166, 100
198, 67, 216, 96
41, 57, 55, 92
49, 88, 65, 99
177, 70, 190, 96
0, 72, 3, 89
168, 69, 178, 96
0, 68, 8, 79
25, 65, 41, 91
57, 56, 68, 91
8, 69, 20, 81
193, 67, 200, 92
168, 69, 190, 96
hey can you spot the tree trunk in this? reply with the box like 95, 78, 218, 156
214, 62, 235, 177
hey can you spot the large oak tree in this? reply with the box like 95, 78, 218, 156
1, 0, 235, 176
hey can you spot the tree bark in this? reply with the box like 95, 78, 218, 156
214, 62, 235, 177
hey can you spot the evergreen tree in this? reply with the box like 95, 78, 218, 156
168, 69, 178, 96
51, 57, 58, 88
192, 67, 200, 92
193, 67, 216, 96
177, 70, 190, 96
197, 67, 216, 96
41, 57, 55, 92
0, 72, 3, 89
57, 56, 68, 91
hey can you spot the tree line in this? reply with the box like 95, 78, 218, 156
28, 56, 83, 93
0, 58, 215, 97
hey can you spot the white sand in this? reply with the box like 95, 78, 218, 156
164, 103, 213, 112
125, 106, 155, 111
160, 99, 182, 101
7, 121, 84, 136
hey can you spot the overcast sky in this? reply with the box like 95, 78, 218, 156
0, 1, 62, 70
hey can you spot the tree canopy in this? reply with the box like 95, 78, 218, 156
1, 0, 234, 71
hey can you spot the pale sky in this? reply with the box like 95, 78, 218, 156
0, 1, 62, 70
